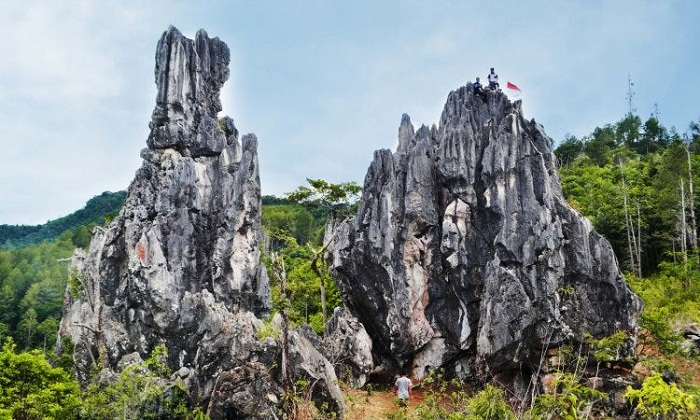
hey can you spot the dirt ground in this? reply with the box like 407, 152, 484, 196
344, 387, 426, 419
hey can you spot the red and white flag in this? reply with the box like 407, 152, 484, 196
506, 81, 521, 92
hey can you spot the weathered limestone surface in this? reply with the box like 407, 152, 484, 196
328, 86, 643, 384
58, 27, 343, 417
323, 306, 374, 388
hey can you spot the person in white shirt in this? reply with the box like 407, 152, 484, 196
394, 373, 413, 407
488, 67, 500, 90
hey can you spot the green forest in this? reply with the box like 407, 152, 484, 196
1, 112, 700, 417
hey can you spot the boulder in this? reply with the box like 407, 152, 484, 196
207, 362, 282, 420
323, 306, 374, 387
681, 323, 700, 354
288, 331, 345, 417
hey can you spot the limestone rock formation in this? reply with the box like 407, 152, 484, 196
323, 307, 374, 388
328, 85, 642, 387
287, 330, 345, 416
58, 27, 342, 417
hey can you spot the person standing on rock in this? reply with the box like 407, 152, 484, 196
472, 77, 486, 101
488, 67, 500, 90
395, 372, 413, 407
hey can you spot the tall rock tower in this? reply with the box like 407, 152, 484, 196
328, 85, 642, 387
59, 27, 271, 408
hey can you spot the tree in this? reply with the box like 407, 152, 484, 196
685, 143, 698, 253
619, 156, 642, 277
286, 179, 361, 331
81, 344, 195, 419
0, 284, 18, 336
583, 125, 616, 166
689, 117, 700, 148
616, 114, 642, 149
72, 224, 94, 249
262, 204, 318, 249
20, 278, 65, 323
652, 142, 699, 269
554, 134, 584, 167
0, 237, 73, 349
36, 317, 59, 352
0, 337, 81, 419
286, 178, 361, 219
560, 160, 628, 255
264, 234, 340, 335
17, 309, 38, 349
268, 252, 294, 396
641, 115, 669, 153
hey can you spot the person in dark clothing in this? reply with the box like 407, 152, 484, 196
473, 77, 486, 101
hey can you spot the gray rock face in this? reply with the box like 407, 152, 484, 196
288, 331, 346, 417
328, 86, 642, 383
207, 362, 281, 419
323, 307, 374, 388
58, 27, 282, 414
148, 27, 232, 156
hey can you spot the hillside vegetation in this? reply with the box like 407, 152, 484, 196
0, 191, 126, 249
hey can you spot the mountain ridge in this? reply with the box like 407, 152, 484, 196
0, 191, 126, 248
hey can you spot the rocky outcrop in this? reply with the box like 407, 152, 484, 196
323, 307, 374, 387
288, 330, 346, 417
328, 85, 643, 387
681, 324, 700, 353
207, 362, 281, 419
58, 27, 342, 417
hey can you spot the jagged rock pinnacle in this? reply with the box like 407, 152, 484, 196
147, 26, 232, 156
328, 84, 642, 386
59, 27, 347, 418
59, 27, 275, 415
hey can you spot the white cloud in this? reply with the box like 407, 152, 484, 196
0, 2, 126, 101
1, 0, 698, 223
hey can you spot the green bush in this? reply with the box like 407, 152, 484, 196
0, 337, 81, 419
626, 373, 698, 419
584, 330, 629, 362
408, 370, 515, 420
466, 385, 515, 420
81, 344, 202, 419
525, 373, 606, 419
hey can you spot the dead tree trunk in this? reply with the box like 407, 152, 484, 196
619, 158, 639, 274
271, 253, 294, 394
686, 145, 698, 253
681, 179, 690, 287
636, 200, 643, 278
310, 251, 328, 332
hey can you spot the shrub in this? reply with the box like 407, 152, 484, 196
0, 337, 81, 419
625, 373, 698, 419
525, 373, 606, 419
466, 385, 515, 420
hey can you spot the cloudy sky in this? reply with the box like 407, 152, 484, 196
1, 1, 698, 225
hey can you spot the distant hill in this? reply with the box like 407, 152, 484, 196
0, 191, 127, 248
